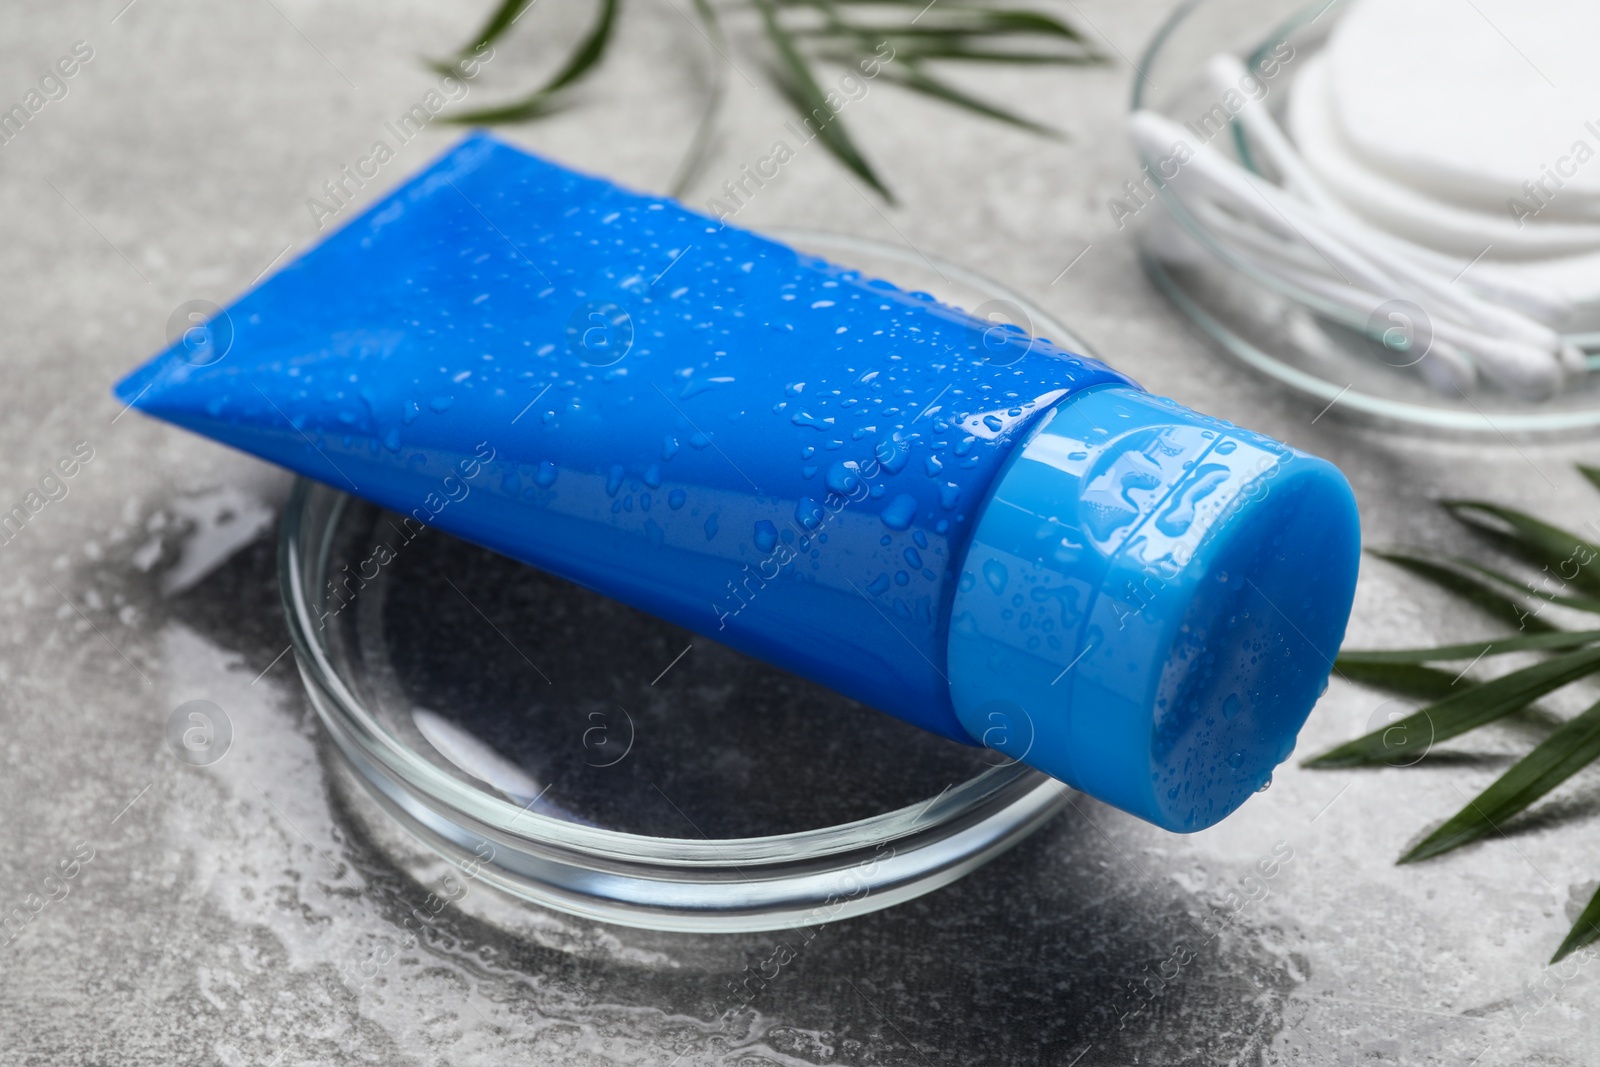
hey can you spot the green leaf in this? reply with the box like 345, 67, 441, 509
1370, 548, 1557, 633
752, 0, 894, 199
442, 94, 569, 125
878, 62, 1059, 136
1553, 882, 1600, 963
668, 0, 730, 198
1400, 698, 1600, 863
800, 9, 1093, 42
1577, 463, 1600, 495
1449, 556, 1600, 615
1442, 500, 1600, 597
1333, 662, 1467, 701
1337, 629, 1600, 666
445, 0, 620, 125
840, 43, 1100, 64
1304, 644, 1600, 768
459, 0, 536, 53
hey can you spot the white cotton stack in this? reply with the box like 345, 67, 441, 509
1130, 0, 1600, 400
1292, 0, 1600, 329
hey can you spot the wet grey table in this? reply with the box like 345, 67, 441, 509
2, 1, 1597, 1063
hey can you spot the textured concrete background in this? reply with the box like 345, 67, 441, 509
1, 0, 1598, 1063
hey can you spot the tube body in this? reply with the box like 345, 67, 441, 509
116, 134, 1360, 831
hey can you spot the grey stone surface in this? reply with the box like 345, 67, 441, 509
1, 0, 1598, 1063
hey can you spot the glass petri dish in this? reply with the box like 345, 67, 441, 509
1132, 0, 1600, 434
279, 231, 1081, 933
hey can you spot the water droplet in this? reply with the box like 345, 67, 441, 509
875, 434, 909, 475
401, 400, 421, 425
880, 493, 917, 530
680, 376, 734, 399
382, 428, 402, 452
429, 395, 454, 413
1156, 464, 1229, 537
983, 558, 1009, 594
753, 520, 778, 552
1256, 775, 1273, 793
535, 460, 558, 488
703, 513, 720, 540
791, 411, 834, 430
606, 464, 625, 497
825, 460, 861, 496
668, 488, 687, 509
1222, 693, 1241, 721
795, 497, 824, 530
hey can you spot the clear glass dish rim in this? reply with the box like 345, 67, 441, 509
1130, 0, 1600, 433
276, 228, 1085, 875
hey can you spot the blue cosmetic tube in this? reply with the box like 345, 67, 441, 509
116, 134, 1360, 832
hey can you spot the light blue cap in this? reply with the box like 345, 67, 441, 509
946, 385, 1361, 832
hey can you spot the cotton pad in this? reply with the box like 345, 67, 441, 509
1321, 0, 1600, 222
1286, 0, 1600, 332
1289, 54, 1600, 259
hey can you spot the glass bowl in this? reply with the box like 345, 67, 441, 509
278, 231, 1082, 933
1132, 0, 1600, 433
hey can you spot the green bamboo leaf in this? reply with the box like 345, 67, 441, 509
442, 95, 568, 124
1578, 464, 1600, 495
1553, 882, 1600, 962
460, 0, 535, 53
427, 0, 537, 74
446, 0, 620, 125
801, 9, 1093, 42
1337, 629, 1600, 666
668, 0, 730, 198
878, 62, 1058, 135
1449, 555, 1600, 615
1400, 698, 1600, 863
839, 43, 1100, 64
1371, 548, 1558, 634
824, 0, 1037, 6
752, 0, 894, 199
1304, 644, 1600, 768
1442, 500, 1600, 597
1334, 662, 1466, 701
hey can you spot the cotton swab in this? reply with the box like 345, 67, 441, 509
1128, 107, 1571, 398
